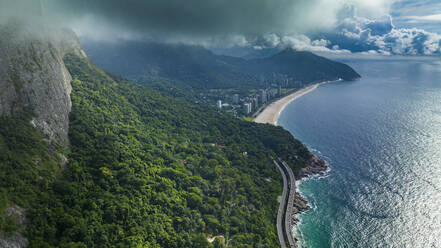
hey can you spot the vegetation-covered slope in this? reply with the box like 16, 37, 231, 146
0, 110, 61, 237
1, 52, 312, 247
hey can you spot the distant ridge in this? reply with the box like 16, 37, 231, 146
241, 48, 361, 82
83, 40, 361, 90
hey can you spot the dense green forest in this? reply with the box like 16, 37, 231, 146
1, 54, 311, 247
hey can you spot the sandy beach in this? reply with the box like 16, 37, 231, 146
254, 83, 321, 125
256, 83, 330, 247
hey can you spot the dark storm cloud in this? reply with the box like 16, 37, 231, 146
50, 0, 322, 35
1, 0, 338, 39
3, 0, 439, 55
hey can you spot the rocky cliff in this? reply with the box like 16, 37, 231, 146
0, 19, 86, 147
0, 19, 86, 248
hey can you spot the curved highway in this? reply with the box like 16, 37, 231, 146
272, 157, 297, 248
280, 158, 297, 248
273, 159, 288, 248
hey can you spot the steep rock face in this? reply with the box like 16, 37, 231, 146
0, 20, 85, 147
0, 20, 86, 248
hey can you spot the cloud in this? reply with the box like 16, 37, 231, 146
374, 28, 441, 55
349, 0, 398, 18
390, 0, 441, 33
253, 34, 349, 54
358, 22, 440, 55
0, 0, 400, 41
312, 10, 441, 55
404, 14, 441, 23
0, 0, 335, 39
1, 0, 440, 56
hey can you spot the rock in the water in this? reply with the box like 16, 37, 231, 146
296, 154, 327, 179
292, 193, 309, 215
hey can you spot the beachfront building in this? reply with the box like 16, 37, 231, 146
259, 89, 267, 104
232, 94, 240, 104
252, 97, 259, 110
243, 103, 252, 115
267, 88, 276, 100
216, 100, 222, 109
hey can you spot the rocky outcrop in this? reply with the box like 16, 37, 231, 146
0, 19, 86, 147
292, 193, 310, 225
290, 154, 327, 247
0, 205, 28, 248
296, 154, 328, 180
292, 193, 309, 215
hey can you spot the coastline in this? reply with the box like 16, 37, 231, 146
254, 79, 343, 126
254, 83, 320, 126
254, 83, 330, 247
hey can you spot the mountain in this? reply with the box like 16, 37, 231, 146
83, 40, 360, 91
238, 48, 361, 83
83, 41, 261, 90
209, 47, 280, 59
1, 22, 313, 247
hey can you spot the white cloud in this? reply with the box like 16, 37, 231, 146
318, 8, 441, 55
404, 14, 441, 22
262, 34, 281, 48
349, 0, 399, 18
377, 28, 441, 54
254, 33, 350, 54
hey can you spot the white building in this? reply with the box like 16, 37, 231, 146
243, 103, 252, 115
252, 97, 259, 109
217, 100, 222, 109
259, 89, 267, 103
232, 94, 240, 104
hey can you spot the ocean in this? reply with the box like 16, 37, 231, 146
277, 56, 441, 248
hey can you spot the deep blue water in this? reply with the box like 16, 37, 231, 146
278, 56, 441, 248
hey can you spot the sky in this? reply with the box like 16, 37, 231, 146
1, 0, 441, 55
392, 0, 441, 33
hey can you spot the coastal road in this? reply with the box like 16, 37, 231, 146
273, 158, 288, 248
272, 157, 297, 248
279, 158, 297, 248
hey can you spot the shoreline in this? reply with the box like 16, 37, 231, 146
254, 82, 332, 247
254, 84, 319, 125
254, 83, 320, 125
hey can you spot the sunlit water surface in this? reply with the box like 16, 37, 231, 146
278, 56, 441, 248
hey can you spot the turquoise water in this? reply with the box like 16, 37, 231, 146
278, 56, 441, 248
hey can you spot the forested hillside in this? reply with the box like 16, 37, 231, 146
1, 53, 312, 247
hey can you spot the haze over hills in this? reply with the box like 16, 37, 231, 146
83, 41, 260, 90
83, 40, 360, 91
